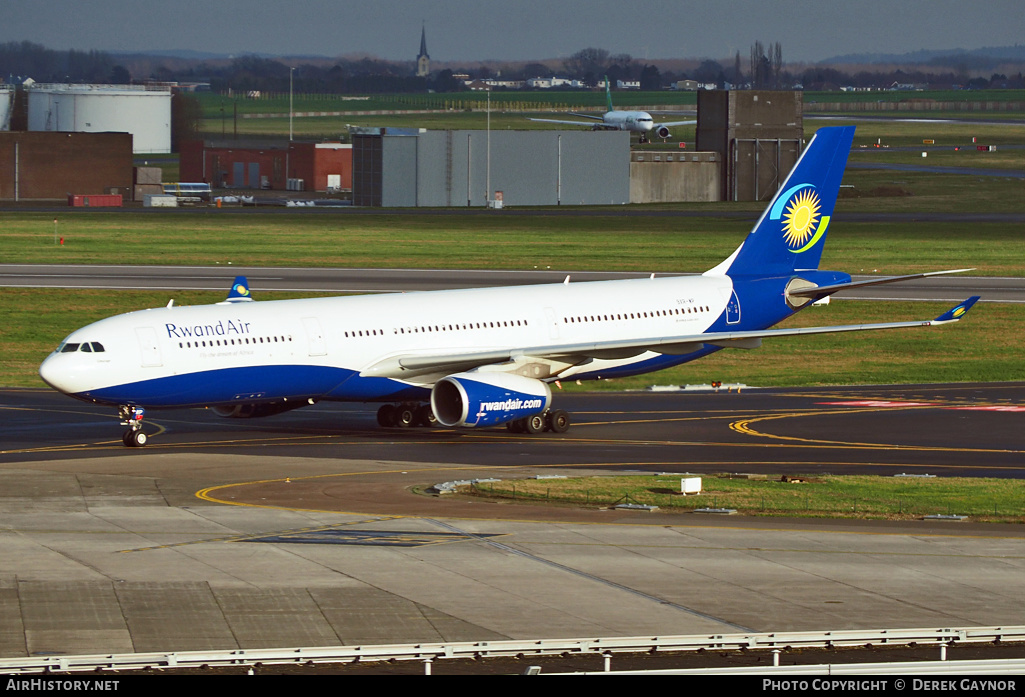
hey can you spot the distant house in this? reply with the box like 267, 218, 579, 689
526, 76, 585, 89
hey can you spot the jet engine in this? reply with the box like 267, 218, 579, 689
431, 372, 551, 428
656, 125, 672, 140
211, 400, 309, 419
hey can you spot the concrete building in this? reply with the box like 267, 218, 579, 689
179, 140, 352, 192
352, 128, 630, 207
25, 84, 171, 154
629, 150, 720, 203
0, 131, 133, 201
696, 90, 803, 202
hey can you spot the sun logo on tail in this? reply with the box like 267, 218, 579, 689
781, 189, 822, 251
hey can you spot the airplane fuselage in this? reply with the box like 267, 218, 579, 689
601, 110, 654, 133
40, 273, 771, 410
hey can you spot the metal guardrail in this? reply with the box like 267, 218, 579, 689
1, 625, 1023, 675
583, 658, 1025, 676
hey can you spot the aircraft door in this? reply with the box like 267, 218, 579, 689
544, 307, 560, 340
302, 317, 327, 356
726, 290, 741, 325
134, 327, 162, 367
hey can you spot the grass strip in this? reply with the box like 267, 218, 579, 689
459, 474, 1025, 522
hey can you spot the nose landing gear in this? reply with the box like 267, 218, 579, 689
119, 405, 148, 447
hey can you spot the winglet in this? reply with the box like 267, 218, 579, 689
225, 276, 254, 303
932, 296, 980, 324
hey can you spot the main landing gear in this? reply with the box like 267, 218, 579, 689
506, 409, 570, 434
119, 405, 148, 447
377, 402, 437, 428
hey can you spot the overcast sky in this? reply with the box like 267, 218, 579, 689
3, 0, 1023, 64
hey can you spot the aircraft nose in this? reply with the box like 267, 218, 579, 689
39, 353, 71, 393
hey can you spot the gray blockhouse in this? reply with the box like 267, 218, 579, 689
696, 90, 804, 202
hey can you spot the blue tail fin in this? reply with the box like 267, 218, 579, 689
707, 126, 855, 277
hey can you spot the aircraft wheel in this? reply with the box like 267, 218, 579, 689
523, 413, 546, 434
507, 419, 525, 433
394, 404, 417, 428
546, 409, 570, 433
377, 404, 396, 427
122, 431, 133, 447
415, 404, 437, 427
130, 431, 148, 447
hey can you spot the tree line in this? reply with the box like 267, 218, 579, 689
2, 41, 1022, 93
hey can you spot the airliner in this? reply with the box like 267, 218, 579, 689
39, 126, 978, 447
528, 78, 695, 142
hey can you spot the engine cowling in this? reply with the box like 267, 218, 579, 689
431, 372, 551, 428
656, 125, 672, 140
211, 401, 308, 419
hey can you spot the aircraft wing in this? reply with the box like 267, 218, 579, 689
788, 269, 975, 299
655, 120, 696, 127
528, 117, 605, 127
361, 297, 980, 380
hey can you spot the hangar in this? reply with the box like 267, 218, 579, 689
352, 128, 631, 207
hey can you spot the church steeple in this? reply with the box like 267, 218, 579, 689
416, 24, 430, 77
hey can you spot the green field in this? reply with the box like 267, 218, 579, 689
194, 89, 1025, 142
456, 474, 1025, 522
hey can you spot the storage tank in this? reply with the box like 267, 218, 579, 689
0, 86, 12, 131
26, 84, 171, 153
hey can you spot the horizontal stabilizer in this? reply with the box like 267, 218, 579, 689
788, 269, 976, 299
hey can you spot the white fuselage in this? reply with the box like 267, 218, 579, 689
602, 110, 654, 133
40, 274, 734, 408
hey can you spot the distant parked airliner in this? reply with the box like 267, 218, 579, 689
529, 77, 695, 142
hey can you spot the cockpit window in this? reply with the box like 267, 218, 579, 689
56, 342, 104, 353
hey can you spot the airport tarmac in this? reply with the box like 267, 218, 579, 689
0, 384, 1023, 659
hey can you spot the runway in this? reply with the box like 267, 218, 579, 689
2, 264, 1022, 302
1, 384, 1023, 659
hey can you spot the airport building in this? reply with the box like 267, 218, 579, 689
179, 140, 353, 192
0, 131, 133, 200
352, 128, 631, 207
696, 90, 803, 201
24, 83, 172, 154
351, 127, 724, 207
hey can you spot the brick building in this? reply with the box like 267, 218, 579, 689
179, 140, 352, 193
